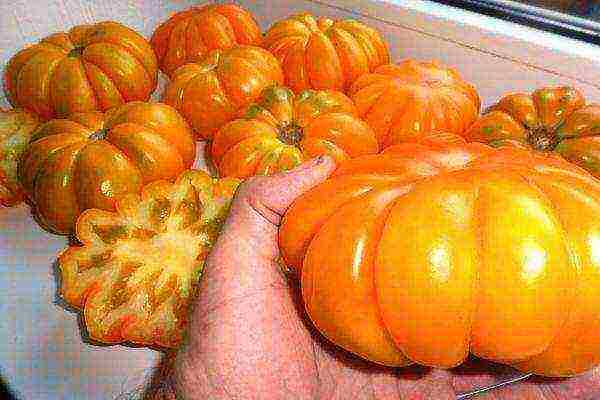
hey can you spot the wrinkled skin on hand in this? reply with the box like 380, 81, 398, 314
165, 156, 599, 400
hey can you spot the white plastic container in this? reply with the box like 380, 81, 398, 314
1, 1, 598, 399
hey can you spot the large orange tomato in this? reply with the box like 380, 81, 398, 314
4, 21, 158, 121
151, 4, 262, 76
211, 85, 379, 178
263, 13, 389, 93
349, 60, 480, 148
162, 46, 284, 140
464, 86, 600, 179
279, 140, 600, 377
58, 169, 240, 348
19, 102, 195, 234
0, 108, 40, 207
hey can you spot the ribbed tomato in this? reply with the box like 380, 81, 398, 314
58, 170, 240, 348
162, 46, 284, 140
464, 86, 600, 179
4, 21, 158, 120
263, 13, 389, 93
279, 139, 599, 377
0, 108, 40, 207
19, 102, 195, 234
151, 4, 261, 76
349, 60, 480, 148
211, 85, 379, 178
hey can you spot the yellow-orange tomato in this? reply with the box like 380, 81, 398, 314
211, 85, 379, 178
4, 22, 158, 120
19, 102, 196, 234
349, 60, 480, 148
0, 108, 40, 207
151, 4, 262, 76
162, 46, 284, 140
263, 13, 389, 93
279, 139, 600, 377
464, 86, 600, 179
58, 170, 240, 348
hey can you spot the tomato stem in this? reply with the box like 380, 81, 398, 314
89, 128, 108, 141
528, 128, 558, 152
278, 123, 303, 147
68, 46, 85, 58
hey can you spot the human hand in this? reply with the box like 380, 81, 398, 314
169, 156, 599, 400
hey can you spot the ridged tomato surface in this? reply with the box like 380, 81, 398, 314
19, 102, 196, 234
263, 13, 389, 93
465, 86, 600, 180
5, 22, 157, 120
349, 60, 480, 149
211, 85, 378, 178
0, 108, 40, 206
279, 139, 600, 377
151, 4, 261, 76
162, 46, 284, 140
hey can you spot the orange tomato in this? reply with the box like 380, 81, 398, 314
349, 60, 480, 148
0, 108, 40, 207
279, 139, 600, 377
58, 170, 240, 348
19, 102, 196, 234
464, 86, 600, 179
211, 85, 379, 178
151, 4, 262, 76
263, 13, 390, 93
4, 22, 158, 120
162, 46, 284, 140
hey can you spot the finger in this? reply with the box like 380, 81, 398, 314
538, 368, 600, 399
243, 155, 336, 218
452, 359, 518, 394
178, 167, 324, 400
396, 368, 456, 400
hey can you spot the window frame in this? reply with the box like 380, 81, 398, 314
312, 0, 600, 92
431, 0, 600, 44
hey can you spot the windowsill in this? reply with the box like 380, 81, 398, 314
312, 0, 600, 87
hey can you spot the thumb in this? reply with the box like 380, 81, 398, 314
176, 157, 335, 398
236, 155, 336, 225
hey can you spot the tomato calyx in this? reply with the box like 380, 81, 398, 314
68, 46, 85, 58
278, 123, 303, 147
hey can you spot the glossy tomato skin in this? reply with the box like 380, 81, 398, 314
263, 13, 390, 93
151, 4, 261, 76
211, 85, 379, 178
5, 22, 158, 120
279, 138, 600, 377
58, 170, 240, 348
0, 108, 40, 207
162, 46, 284, 140
349, 60, 480, 149
18, 102, 196, 235
465, 86, 600, 180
